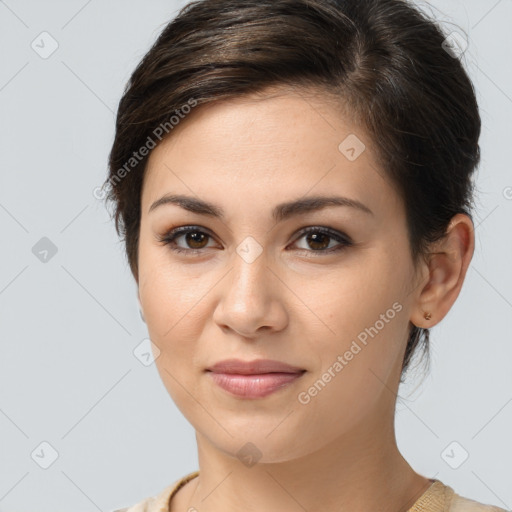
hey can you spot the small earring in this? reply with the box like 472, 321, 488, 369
423, 311, 432, 320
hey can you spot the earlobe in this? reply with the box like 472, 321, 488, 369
410, 213, 475, 329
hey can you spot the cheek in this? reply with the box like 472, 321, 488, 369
141, 273, 205, 351
321, 258, 405, 339
137, 250, 214, 386
296, 304, 407, 442
138, 240, 208, 337
312, 256, 409, 388
139, 266, 206, 412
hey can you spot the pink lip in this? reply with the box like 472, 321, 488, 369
208, 372, 304, 398
207, 358, 305, 375
206, 358, 306, 399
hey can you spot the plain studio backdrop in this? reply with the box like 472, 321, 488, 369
0, 1, 511, 511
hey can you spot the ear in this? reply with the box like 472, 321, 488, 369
410, 213, 475, 328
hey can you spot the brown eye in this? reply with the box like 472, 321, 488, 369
183, 231, 209, 249
304, 231, 331, 250
158, 225, 353, 257
157, 226, 216, 254
290, 227, 353, 255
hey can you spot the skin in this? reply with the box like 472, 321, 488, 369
136, 85, 474, 512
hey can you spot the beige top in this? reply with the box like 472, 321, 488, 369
112, 472, 508, 512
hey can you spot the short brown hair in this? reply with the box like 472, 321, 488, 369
103, 0, 481, 379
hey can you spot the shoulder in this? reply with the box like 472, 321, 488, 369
448, 489, 509, 512
108, 471, 199, 512
106, 483, 174, 512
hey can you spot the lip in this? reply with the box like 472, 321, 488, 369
206, 358, 305, 375
206, 358, 306, 399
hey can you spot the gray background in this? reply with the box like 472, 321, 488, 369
0, 1, 511, 511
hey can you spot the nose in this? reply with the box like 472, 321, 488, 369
212, 249, 289, 339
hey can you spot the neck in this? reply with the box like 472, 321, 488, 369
183, 408, 431, 512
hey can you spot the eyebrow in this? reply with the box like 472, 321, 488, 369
148, 193, 373, 222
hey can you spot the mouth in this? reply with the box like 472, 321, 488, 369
205, 358, 306, 399
206, 358, 306, 375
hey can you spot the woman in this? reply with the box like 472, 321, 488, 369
103, 0, 506, 510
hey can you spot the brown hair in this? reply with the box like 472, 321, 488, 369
103, 0, 481, 380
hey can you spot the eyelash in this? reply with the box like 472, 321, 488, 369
156, 225, 354, 257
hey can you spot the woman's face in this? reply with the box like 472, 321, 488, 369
137, 87, 425, 462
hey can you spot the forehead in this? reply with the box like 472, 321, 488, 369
142, 87, 400, 222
